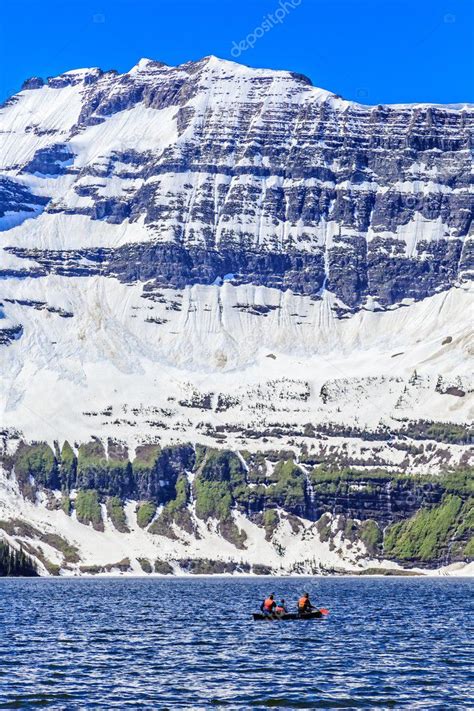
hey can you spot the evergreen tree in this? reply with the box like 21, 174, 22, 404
0, 541, 38, 576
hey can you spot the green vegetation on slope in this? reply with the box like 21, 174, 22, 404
136, 501, 156, 528
154, 559, 174, 574
230, 454, 307, 516
59, 441, 77, 491
137, 558, 152, 573
194, 479, 232, 521
384, 495, 469, 562
6, 434, 474, 569
75, 489, 103, 531
193, 449, 247, 548
61, 495, 71, 515
14, 443, 58, 498
106, 497, 129, 533
164, 474, 188, 516
359, 519, 383, 555
41, 532, 80, 564
316, 513, 332, 543
441, 470, 474, 495
240, 450, 268, 484
263, 509, 279, 541
77, 440, 133, 499
133, 444, 162, 467
150, 475, 194, 537
400, 420, 473, 445
194, 450, 243, 521
266, 459, 306, 512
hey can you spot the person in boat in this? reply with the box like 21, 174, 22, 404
297, 592, 316, 614
260, 593, 276, 616
274, 599, 288, 616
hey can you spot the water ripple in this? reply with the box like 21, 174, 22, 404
0, 577, 473, 709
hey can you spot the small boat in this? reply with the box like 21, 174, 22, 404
252, 610, 325, 621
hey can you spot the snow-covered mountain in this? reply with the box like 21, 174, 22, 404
0, 57, 472, 576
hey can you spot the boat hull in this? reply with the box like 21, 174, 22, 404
252, 610, 324, 621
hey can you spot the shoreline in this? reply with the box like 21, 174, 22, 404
3, 568, 473, 580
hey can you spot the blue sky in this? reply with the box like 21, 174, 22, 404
0, 0, 472, 105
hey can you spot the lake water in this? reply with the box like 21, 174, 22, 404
0, 577, 472, 709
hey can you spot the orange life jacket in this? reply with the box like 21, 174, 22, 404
263, 597, 275, 611
275, 605, 285, 614
298, 596, 309, 610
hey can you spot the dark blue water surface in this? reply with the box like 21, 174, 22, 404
0, 577, 473, 709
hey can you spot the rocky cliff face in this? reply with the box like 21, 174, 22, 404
0, 441, 472, 575
0, 57, 472, 575
1, 56, 472, 307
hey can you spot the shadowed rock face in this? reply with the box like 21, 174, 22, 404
1, 56, 473, 311
0, 324, 23, 345
21, 144, 74, 176
5, 237, 467, 309
0, 178, 48, 217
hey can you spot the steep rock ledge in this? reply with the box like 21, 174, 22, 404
1, 440, 472, 571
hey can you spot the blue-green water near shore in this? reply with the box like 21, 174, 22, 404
0, 577, 472, 709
